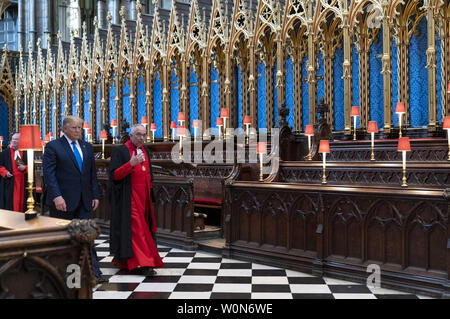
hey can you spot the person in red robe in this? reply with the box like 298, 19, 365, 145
108, 124, 164, 276
0, 133, 27, 212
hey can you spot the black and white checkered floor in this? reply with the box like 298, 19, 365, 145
93, 234, 434, 299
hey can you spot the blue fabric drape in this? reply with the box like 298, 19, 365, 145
137, 75, 146, 123
170, 69, 180, 124
154, 72, 162, 138
333, 48, 344, 131
257, 62, 266, 130
122, 79, 130, 132
189, 69, 198, 135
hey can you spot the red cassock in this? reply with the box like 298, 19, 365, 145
0, 148, 25, 212
112, 141, 164, 270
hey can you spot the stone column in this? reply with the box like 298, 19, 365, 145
97, 0, 107, 29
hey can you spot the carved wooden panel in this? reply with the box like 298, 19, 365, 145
152, 176, 195, 250
225, 182, 449, 296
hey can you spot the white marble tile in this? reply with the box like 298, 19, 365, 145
169, 292, 212, 299
100, 256, 114, 263
289, 284, 332, 294
93, 291, 132, 299
252, 263, 282, 270
194, 252, 221, 258
285, 269, 315, 277
369, 287, 413, 295
187, 263, 221, 270
108, 275, 145, 283
97, 251, 110, 257
251, 293, 293, 299
333, 294, 377, 299
217, 269, 252, 277
153, 268, 186, 276
162, 257, 194, 263
99, 268, 120, 276
212, 284, 252, 293
134, 282, 178, 292
252, 276, 289, 285
178, 276, 217, 284
323, 277, 359, 285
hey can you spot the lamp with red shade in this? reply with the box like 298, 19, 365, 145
150, 123, 156, 142
140, 116, 149, 141
170, 121, 177, 141
100, 130, 108, 159
177, 126, 185, 158
257, 142, 266, 181
351, 106, 360, 141
48, 131, 54, 141
18, 124, 42, 220
304, 125, 314, 160
243, 116, 251, 144
42, 134, 51, 154
216, 117, 224, 140
367, 121, 378, 161
111, 119, 118, 144
87, 128, 92, 143
221, 109, 229, 138
397, 137, 411, 187
443, 116, 450, 161
319, 140, 330, 184
83, 122, 89, 141
395, 102, 406, 138
178, 112, 185, 126
192, 120, 199, 141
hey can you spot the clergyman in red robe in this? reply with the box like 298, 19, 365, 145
108, 124, 164, 276
0, 132, 27, 212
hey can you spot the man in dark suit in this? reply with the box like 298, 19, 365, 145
43, 115, 105, 283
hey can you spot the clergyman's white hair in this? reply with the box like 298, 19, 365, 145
130, 124, 146, 135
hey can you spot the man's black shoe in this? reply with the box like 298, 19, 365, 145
96, 275, 108, 284
139, 267, 156, 277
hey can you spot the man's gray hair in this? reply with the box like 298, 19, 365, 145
130, 124, 146, 135
63, 115, 83, 128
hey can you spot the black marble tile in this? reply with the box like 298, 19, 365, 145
252, 269, 287, 277
328, 285, 373, 294
288, 277, 327, 285
128, 292, 171, 299
162, 263, 191, 269
99, 262, 117, 269
215, 276, 252, 284
174, 284, 214, 292
157, 248, 172, 253
165, 252, 197, 257
252, 284, 291, 293
95, 282, 140, 291
375, 294, 419, 299
292, 293, 335, 299
183, 269, 219, 276
210, 293, 252, 299
191, 257, 223, 263
220, 263, 252, 269
142, 276, 181, 283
